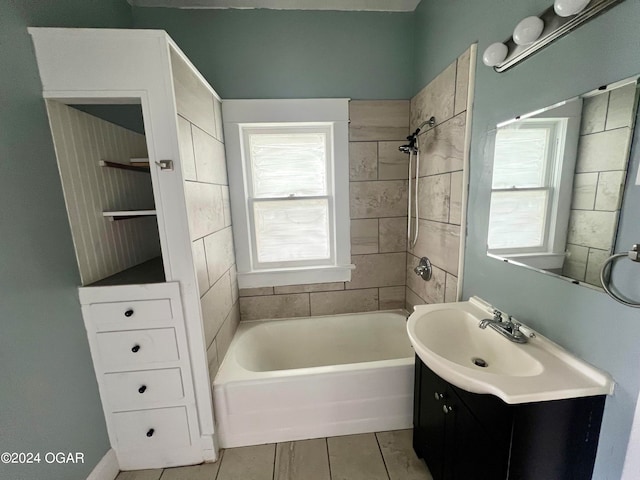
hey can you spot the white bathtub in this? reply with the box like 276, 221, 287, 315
213, 310, 415, 448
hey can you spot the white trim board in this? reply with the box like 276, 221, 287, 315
86, 449, 119, 480
223, 98, 352, 288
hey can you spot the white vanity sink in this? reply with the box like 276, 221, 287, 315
407, 297, 614, 404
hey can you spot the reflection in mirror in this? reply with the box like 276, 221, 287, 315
487, 77, 639, 288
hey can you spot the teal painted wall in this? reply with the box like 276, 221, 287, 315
132, 7, 414, 100
4, 2, 639, 479
73, 105, 145, 134
414, 1, 640, 478
0, 1, 132, 479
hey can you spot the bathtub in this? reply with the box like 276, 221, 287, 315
213, 310, 415, 448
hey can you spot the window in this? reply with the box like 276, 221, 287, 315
487, 96, 582, 272
244, 125, 333, 267
488, 119, 565, 253
223, 99, 351, 288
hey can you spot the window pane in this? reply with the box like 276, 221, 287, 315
493, 127, 550, 188
249, 132, 327, 198
254, 199, 330, 263
488, 190, 548, 250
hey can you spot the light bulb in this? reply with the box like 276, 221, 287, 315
513, 16, 544, 45
483, 43, 508, 67
554, 0, 591, 17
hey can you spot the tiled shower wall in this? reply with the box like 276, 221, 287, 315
406, 47, 473, 308
171, 50, 239, 382
237, 49, 473, 320
562, 82, 639, 286
46, 101, 161, 286
238, 101, 409, 320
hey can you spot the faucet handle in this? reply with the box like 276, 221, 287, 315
492, 309, 503, 322
509, 317, 523, 335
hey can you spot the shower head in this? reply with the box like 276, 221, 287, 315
398, 144, 413, 154
398, 116, 436, 154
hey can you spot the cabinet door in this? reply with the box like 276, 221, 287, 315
508, 396, 605, 480
447, 394, 509, 480
414, 358, 448, 480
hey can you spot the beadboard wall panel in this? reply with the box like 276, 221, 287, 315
46, 100, 161, 286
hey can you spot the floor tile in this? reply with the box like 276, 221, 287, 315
275, 438, 330, 480
216, 443, 275, 480
160, 461, 221, 479
116, 470, 163, 480
376, 430, 432, 480
328, 433, 389, 480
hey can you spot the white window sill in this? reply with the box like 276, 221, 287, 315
237, 265, 355, 289
502, 253, 566, 270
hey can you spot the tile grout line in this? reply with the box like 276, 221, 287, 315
325, 437, 333, 480
453, 56, 460, 117
603, 91, 612, 131
272, 442, 277, 480
593, 171, 601, 210
214, 448, 225, 480
374, 432, 392, 480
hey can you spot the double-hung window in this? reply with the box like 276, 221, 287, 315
223, 99, 352, 288
487, 98, 582, 270
488, 119, 564, 252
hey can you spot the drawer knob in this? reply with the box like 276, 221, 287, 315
138, 385, 147, 394
146, 428, 155, 438
124, 309, 134, 317
131, 344, 141, 353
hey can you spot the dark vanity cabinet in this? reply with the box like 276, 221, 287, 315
413, 357, 606, 480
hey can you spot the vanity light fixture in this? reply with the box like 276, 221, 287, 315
482, 0, 623, 72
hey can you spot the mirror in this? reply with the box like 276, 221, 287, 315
487, 76, 640, 288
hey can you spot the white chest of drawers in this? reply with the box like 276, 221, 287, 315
79, 282, 204, 470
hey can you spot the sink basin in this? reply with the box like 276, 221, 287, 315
407, 297, 614, 404
413, 308, 543, 377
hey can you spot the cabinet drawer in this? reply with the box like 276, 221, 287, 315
96, 329, 179, 371
104, 368, 185, 411
111, 407, 191, 451
89, 299, 173, 330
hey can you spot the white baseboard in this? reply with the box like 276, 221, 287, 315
87, 449, 119, 480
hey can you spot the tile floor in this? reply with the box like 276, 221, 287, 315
116, 430, 433, 480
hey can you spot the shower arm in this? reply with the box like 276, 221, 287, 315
415, 116, 436, 134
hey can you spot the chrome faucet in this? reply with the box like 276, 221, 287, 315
479, 309, 528, 344
478, 309, 503, 328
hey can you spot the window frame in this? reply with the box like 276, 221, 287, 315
488, 118, 565, 255
222, 99, 352, 289
242, 123, 335, 269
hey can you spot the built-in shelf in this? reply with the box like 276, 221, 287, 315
99, 160, 150, 173
86, 256, 165, 287
103, 210, 157, 221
